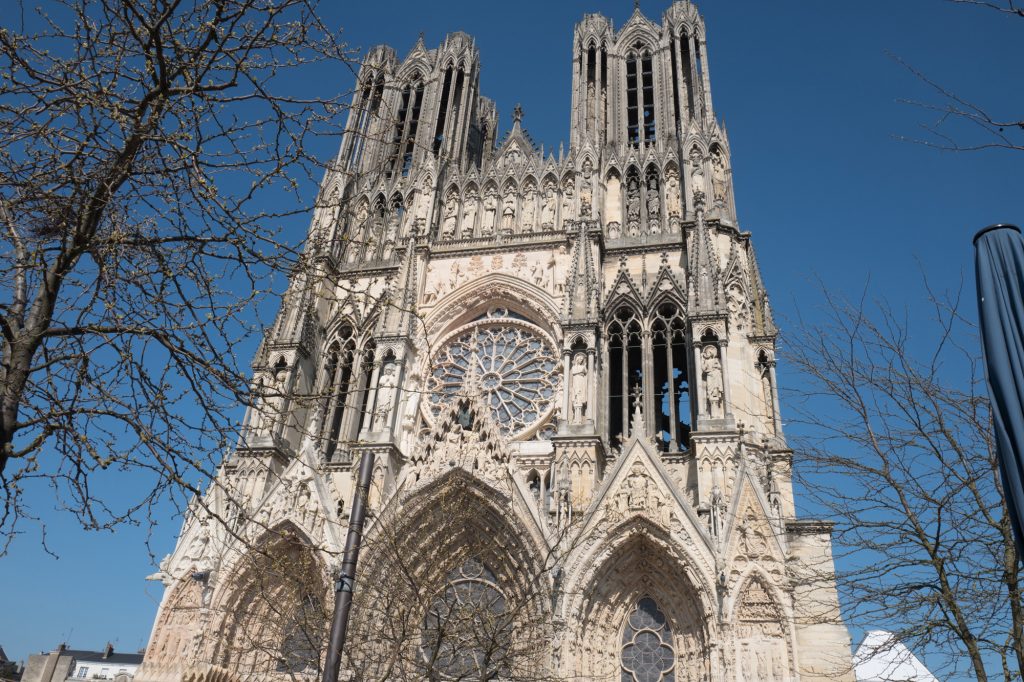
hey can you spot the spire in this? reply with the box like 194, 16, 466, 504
687, 197, 724, 314
382, 229, 419, 336
563, 219, 598, 321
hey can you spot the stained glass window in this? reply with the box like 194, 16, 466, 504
428, 318, 559, 437
621, 597, 675, 682
421, 559, 511, 679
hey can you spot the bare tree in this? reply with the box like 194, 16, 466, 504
786, 283, 1023, 680
0, 0, 358, 551
896, 1, 1023, 152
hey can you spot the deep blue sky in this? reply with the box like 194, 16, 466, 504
1, 0, 1021, 673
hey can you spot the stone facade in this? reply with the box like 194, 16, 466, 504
135, 3, 854, 681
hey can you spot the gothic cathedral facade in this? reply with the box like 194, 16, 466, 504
137, 3, 855, 681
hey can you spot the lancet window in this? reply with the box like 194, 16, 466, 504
420, 559, 510, 679
276, 593, 323, 674
652, 302, 690, 450
620, 597, 675, 682
387, 76, 424, 177
626, 44, 656, 146
606, 302, 692, 452
321, 328, 375, 461
607, 306, 643, 446
345, 73, 384, 171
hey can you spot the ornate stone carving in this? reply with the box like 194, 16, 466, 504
371, 361, 398, 432
712, 146, 728, 205
646, 174, 661, 235
626, 175, 641, 236
462, 187, 479, 236
501, 185, 516, 235
481, 185, 498, 236
569, 353, 588, 423
441, 190, 459, 239
665, 166, 682, 232
521, 180, 537, 232
541, 179, 557, 230
579, 159, 594, 217
701, 345, 724, 419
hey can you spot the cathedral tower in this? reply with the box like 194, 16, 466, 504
137, 3, 855, 681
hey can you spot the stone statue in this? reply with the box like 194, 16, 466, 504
702, 345, 724, 419
462, 188, 478, 237
556, 476, 572, 530
521, 182, 537, 232
570, 353, 588, 423
372, 362, 398, 432
481, 186, 498, 235
579, 159, 593, 217
665, 167, 682, 228
561, 180, 575, 224
413, 177, 433, 228
646, 175, 661, 234
540, 181, 556, 230
712, 147, 728, 204
626, 176, 641, 236
690, 152, 707, 207
710, 484, 723, 539
501, 189, 516, 235
441, 191, 458, 239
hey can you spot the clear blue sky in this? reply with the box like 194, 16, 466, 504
1, 0, 1021, 672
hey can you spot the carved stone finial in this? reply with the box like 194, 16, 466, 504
513, 103, 523, 123
634, 0, 640, 11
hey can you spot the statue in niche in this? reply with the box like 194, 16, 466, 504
481, 186, 498, 236
712, 147, 728, 205
702, 344, 724, 419
501, 188, 516, 235
462, 187, 478, 237
626, 176, 641, 236
665, 167, 682, 232
540, 180, 556, 230
385, 206, 400, 244
579, 159, 594, 217
556, 475, 572, 530
646, 175, 661, 235
441, 191, 458, 239
413, 177, 433, 228
372, 362, 398, 432
570, 353, 588, 423
762, 368, 776, 434
561, 179, 575, 224
709, 484, 723, 539
521, 182, 537, 232
690, 150, 707, 207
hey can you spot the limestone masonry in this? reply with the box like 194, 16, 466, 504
136, 3, 855, 680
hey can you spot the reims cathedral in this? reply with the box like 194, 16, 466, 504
136, 3, 855, 680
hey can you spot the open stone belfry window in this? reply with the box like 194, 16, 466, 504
626, 43, 656, 147
420, 559, 510, 680
651, 302, 690, 450
607, 303, 691, 452
321, 328, 375, 461
345, 72, 383, 171
607, 306, 643, 445
621, 597, 675, 682
388, 74, 424, 177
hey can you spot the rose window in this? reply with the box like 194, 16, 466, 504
621, 598, 676, 682
428, 317, 559, 437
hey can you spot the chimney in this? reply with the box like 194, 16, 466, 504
103, 644, 114, 660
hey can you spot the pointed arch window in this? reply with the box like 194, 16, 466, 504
388, 76, 424, 177
346, 73, 384, 171
626, 43, 656, 146
621, 597, 675, 682
607, 306, 643, 446
652, 302, 690, 451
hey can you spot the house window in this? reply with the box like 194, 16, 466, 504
76, 667, 88, 678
